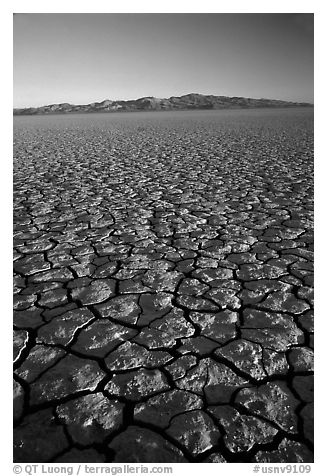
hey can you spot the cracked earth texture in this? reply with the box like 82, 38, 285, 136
13, 109, 313, 463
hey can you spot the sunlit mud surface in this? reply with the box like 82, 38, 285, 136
13, 109, 313, 463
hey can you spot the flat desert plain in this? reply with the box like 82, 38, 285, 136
13, 108, 314, 463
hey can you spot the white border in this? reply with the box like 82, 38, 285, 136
9, 1, 318, 13
3, 2, 324, 475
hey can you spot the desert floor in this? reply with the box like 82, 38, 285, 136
13, 108, 313, 463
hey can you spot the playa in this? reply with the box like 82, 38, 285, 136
13, 108, 314, 463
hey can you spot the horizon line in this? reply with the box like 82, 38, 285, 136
14, 92, 314, 110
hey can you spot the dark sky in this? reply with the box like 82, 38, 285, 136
13, 13, 314, 107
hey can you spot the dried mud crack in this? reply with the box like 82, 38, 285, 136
13, 109, 313, 463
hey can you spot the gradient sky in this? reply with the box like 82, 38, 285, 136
13, 13, 314, 107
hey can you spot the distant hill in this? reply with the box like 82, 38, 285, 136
13, 93, 313, 115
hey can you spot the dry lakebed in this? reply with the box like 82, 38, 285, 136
13, 108, 314, 463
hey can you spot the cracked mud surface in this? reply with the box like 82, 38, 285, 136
13, 109, 313, 463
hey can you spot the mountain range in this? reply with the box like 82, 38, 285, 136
13, 93, 313, 115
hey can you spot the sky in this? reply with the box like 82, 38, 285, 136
13, 13, 314, 108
